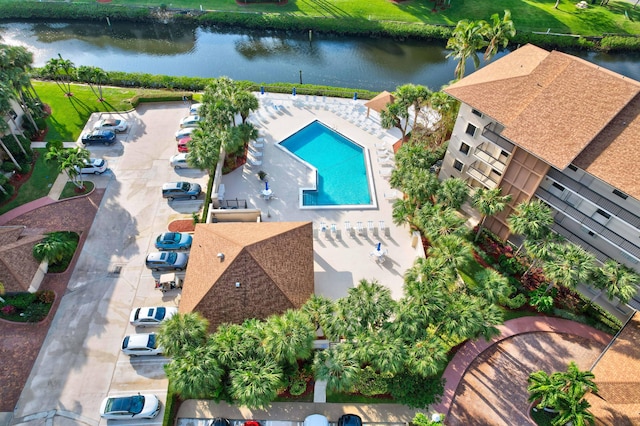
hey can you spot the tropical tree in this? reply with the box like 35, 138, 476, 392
472, 268, 511, 304
507, 200, 555, 252
446, 19, 489, 80
543, 243, 595, 292
522, 232, 565, 277
233, 90, 259, 124
314, 343, 360, 393
427, 234, 474, 283
590, 259, 639, 303
415, 204, 466, 243
435, 177, 469, 210
405, 334, 448, 378
32, 231, 76, 265
472, 187, 512, 241
301, 294, 335, 332
0, 80, 28, 158
262, 309, 315, 366
157, 312, 209, 358
229, 358, 284, 409
380, 101, 411, 140
528, 369, 564, 411
483, 10, 516, 61
45, 146, 90, 189
553, 387, 596, 426
76, 65, 108, 101
360, 330, 407, 375
164, 345, 223, 399
42, 55, 76, 96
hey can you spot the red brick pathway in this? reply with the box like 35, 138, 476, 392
0, 190, 104, 412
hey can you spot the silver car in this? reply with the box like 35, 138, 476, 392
121, 333, 163, 356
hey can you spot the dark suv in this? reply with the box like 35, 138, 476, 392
162, 182, 201, 201
81, 129, 116, 145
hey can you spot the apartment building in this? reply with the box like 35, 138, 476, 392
439, 44, 640, 312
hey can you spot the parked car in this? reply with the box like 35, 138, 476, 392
81, 129, 116, 145
177, 137, 191, 153
189, 103, 203, 115
145, 251, 188, 271
338, 415, 363, 426
175, 127, 195, 141
93, 118, 128, 132
99, 393, 160, 419
121, 333, 164, 356
129, 306, 178, 327
243, 422, 261, 426
304, 415, 329, 426
179, 115, 202, 128
155, 232, 192, 250
161, 181, 201, 200
211, 418, 231, 426
170, 153, 192, 169
75, 158, 108, 174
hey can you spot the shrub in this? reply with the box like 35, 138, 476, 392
23, 303, 50, 322
503, 293, 527, 310
36, 290, 56, 304
1, 162, 16, 173
288, 380, 307, 396
0, 183, 15, 202
388, 372, 444, 409
600, 35, 640, 52
7, 292, 37, 310
1, 305, 17, 315
354, 366, 391, 396
529, 287, 555, 313
46, 140, 64, 151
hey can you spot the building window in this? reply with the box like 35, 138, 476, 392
492, 169, 502, 177
459, 142, 470, 155
567, 164, 578, 172
613, 189, 628, 200
471, 109, 482, 117
465, 123, 477, 137
453, 160, 463, 172
552, 182, 565, 192
592, 209, 611, 225
8, 110, 17, 120
500, 150, 509, 158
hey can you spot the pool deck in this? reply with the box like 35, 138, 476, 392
220, 93, 423, 300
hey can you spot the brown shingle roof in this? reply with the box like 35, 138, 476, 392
365, 90, 395, 113
445, 44, 640, 197
587, 312, 640, 425
179, 222, 314, 330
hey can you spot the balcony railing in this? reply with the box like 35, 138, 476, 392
473, 143, 508, 172
482, 123, 515, 153
467, 164, 498, 189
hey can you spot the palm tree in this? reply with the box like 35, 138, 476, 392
394, 83, 433, 129
42, 55, 75, 96
209, 323, 247, 369
361, 330, 406, 375
446, 19, 489, 80
337, 279, 395, 335
262, 309, 315, 366
528, 369, 563, 410
76, 65, 108, 101
313, 343, 360, 393
301, 294, 335, 333
591, 260, 639, 304
543, 243, 595, 293
427, 234, 474, 283
522, 232, 565, 276
164, 345, 223, 399
435, 177, 469, 210
553, 389, 595, 426
507, 200, 555, 253
392, 197, 417, 227
45, 146, 90, 189
472, 268, 511, 304
233, 90, 259, 124
483, 10, 516, 61
406, 334, 448, 377
229, 358, 284, 409
472, 187, 512, 241
32, 232, 76, 265
380, 101, 411, 139
415, 204, 466, 243
157, 312, 209, 358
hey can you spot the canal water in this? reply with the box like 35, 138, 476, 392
1, 20, 639, 91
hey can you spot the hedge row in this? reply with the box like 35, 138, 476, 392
4, 1, 639, 52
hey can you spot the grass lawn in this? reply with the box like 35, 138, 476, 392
32, 81, 178, 141
85, 0, 640, 35
0, 149, 60, 215
59, 181, 94, 200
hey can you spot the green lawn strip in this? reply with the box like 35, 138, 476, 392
325, 391, 394, 404
0, 149, 60, 215
4, 0, 637, 36
59, 181, 94, 200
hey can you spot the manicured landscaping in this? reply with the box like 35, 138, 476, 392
59, 181, 94, 200
0, 290, 55, 322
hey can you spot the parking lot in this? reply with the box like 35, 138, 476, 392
12, 102, 207, 425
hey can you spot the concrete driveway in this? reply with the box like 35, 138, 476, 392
11, 102, 207, 426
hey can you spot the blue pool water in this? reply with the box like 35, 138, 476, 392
280, 121, 371, 206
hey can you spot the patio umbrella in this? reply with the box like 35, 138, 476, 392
265, 181, 269, 191
292, 87, 297, 96
376, 242, 381, 251
260, 86, 265, 95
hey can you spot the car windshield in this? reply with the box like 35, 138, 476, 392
148, 334, 158, 349
94, 159, 105, 167
122, 336, 130, 350
179, 182, 190, 191
170, 233, 180, 242
166, 252, 177, 263
106, 395, 144, 414
154, 307, 165, 320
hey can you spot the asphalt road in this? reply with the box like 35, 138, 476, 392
11, 102, 208, 426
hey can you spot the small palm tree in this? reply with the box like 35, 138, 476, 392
76, 65, 108, 101
42, 55, 75, 96
543, 243, 595, 293
45, 146, 90, 189
313, 343, 360, 393
528, 369, 563, 411
483, 10, 516, 61
262, 309, 315, 366
164, 345, 223, 399
472, 187, 512, 241
229, 358, 284, 409
472, 268, 511, 304
591, 260, 639, 304
427, 234, 474, 283
435, 177, 469, 210
507, 200, 555, 252
32, 232, 76, 265
157, 312, 209, 358
446, 19, 489, 80
406, 334, 448, 378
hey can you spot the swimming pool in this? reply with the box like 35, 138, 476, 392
280, 121, 372, 207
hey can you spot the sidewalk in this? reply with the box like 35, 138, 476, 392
0, 172, 68, 225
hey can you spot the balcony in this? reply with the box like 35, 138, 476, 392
482, 122, 515, 152
473, 143, 508, 173
467, 164, 498, 189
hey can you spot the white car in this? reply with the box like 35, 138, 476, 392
93, 118, 128, 132
189, 103, 203, 115
179, 115, 202, 128
175, 127, 195, 141
130, 306, 178, 327
304, 414, 329, 426
170, 153, 192, 169
99, 393, 160, 419
76, 158, 108, 174
121, 333, 163, 356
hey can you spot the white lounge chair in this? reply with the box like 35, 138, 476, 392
248, 157, 262, 166
379, 168, 393, 178
344, 221, 355, 238
384, 190, 401, 200
356, 221, 366, 237
368, 220, 377, 237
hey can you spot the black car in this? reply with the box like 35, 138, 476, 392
210, 418, 231, 426
338, 414, 362, 426
81, 129, 116, 145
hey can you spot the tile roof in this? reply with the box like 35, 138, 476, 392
587, 312, 640, 425
365, 90, 395, 113
179, 221, 314, 330
445, 44, 640, 198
